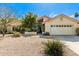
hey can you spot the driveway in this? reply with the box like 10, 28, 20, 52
52, 35, 79, 42
52, 35, 79, 55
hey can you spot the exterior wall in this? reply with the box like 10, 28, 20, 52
44, 16, 78, 35
45, 23, 50, 32
7, 26, 13, 32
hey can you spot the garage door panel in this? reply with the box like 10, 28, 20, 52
50, 27, 76, 35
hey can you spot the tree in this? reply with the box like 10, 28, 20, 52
0, 7, 15, 37
22, 12, 37, 31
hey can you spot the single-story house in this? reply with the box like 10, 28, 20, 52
37, 14, 79, 35
6, 19, 22, 32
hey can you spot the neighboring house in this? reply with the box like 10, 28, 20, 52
38, 14, 79, 35
7, 19, 22, 32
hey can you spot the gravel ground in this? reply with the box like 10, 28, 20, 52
0, 35, 52, 56
0, 35, 78, 56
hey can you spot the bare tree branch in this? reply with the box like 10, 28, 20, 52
0, 6, 15, 36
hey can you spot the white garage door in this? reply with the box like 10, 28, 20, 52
49, 25, 76, 35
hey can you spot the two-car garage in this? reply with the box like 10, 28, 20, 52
49, 25, 76, 35
44, 14, 78, 35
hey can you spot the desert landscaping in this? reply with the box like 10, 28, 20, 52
0, 3, 78, 56
0, 34, 78, 56
0, 34, 51, 56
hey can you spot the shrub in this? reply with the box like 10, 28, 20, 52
76, 28, 79, 35
42, 32, 50, 36
13, 32, 21, 37
43, 40, 64, 56
6, 31, 13, 34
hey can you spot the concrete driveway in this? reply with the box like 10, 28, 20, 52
52, 35, 79, 55
52, 36, 79, 42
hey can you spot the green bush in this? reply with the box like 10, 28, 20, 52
43, 40, 64, 56
76, 28, 79, 35
13, 32, 21, 37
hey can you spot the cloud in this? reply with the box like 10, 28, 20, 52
70, 15, 75, 18
69, 15, 79, 20
49, 13, 57, 17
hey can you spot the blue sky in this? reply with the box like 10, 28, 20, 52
0, 3, 79, 18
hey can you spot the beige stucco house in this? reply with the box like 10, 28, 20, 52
39, 14, 79, 35
6, 19, 22, 32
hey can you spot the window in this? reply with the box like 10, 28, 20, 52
64, 25, 72, 27
66, 25, 72, 27
70, 25, 72, 27
51, 25, 56, 27
64, 25, 66, 27
61, 25, 63, 27
67, 25, 69, 27
51, 25, 72, 27
59, 25, 61, 27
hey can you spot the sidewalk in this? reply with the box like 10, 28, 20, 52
65, 41, 79, 55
